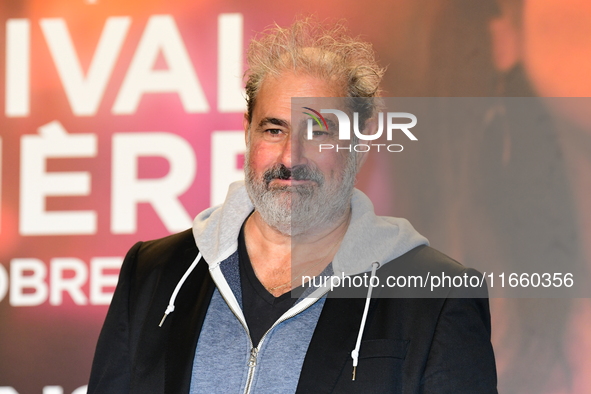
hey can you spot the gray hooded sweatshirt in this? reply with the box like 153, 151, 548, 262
182, 181, 428, 394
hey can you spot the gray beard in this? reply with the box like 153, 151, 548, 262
244, 156, 357, 236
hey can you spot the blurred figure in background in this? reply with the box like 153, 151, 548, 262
378, 0, 591, 392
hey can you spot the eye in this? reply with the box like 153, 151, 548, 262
308, 129, 333, 143
262, 128, 287, 141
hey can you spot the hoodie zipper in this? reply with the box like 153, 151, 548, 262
208, 262, 382, 393
243, 347, 258, 394
208, 257, 343, 393
240, 294, 326, 394
212, 278, 329, 394
163, 257, 380, 391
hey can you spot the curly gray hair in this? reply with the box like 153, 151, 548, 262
244, 17, 385, 125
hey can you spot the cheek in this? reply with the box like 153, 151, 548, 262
314, 151, 351, 178
247, 144, 278, 171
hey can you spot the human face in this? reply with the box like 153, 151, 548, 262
244, 72, 359, 236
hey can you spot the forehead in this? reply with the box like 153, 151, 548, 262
252, 72, 345, 119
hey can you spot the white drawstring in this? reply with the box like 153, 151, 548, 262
351, 261, 380, 380
158, 252, 202, 327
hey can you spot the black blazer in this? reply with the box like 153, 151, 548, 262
88, 229, 497, 393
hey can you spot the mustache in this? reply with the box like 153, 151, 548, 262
263, 164, 324, 185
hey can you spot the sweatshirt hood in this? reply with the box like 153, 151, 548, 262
192, 181, 428, 274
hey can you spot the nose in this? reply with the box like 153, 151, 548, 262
279, 132, 306, 168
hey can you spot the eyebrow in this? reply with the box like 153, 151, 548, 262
323, 118, 338, 130
298, 117, 338, 130
258, 117, 289, 128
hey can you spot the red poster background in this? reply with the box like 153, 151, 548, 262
1, 1, 591, 393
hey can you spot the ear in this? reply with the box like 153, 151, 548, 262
243, 113, 250, 146
489, 15, 521, 72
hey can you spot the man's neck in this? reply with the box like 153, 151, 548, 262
244, 209, 351, 297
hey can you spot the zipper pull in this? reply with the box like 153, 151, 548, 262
248, 347, 258, 367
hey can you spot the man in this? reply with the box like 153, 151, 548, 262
88, 18, 497, 393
